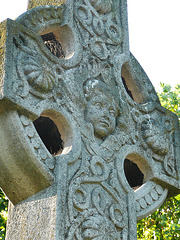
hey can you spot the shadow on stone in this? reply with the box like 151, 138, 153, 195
124, 159, 144, 189
33, 116, 64, 156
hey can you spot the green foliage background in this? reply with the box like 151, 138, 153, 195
0, 84, 180, 239
0, 190, 8, 240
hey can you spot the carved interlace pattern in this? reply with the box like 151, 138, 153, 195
74, 0, 122, 86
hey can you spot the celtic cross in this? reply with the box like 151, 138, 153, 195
0, 0, 179, 239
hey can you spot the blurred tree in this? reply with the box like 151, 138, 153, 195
158, 83, 180, 117
0, 190, 8, 240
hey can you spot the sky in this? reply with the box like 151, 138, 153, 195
0, 0, 180, 91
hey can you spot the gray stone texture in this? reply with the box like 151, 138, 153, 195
0, 0, 179, 239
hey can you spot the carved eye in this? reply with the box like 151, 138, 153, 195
93, 102, 102, 109
109, 108, 116, 117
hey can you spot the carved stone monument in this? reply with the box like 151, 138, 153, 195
0, 0, 180, 239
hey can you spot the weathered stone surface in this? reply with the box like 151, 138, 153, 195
28, 0, 66, 9
0, 0, 179, 239
0, 20, 7, 96
6, 188, 57, 239
0, 110, 54, 204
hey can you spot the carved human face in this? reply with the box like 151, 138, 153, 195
85, 95, 118, 139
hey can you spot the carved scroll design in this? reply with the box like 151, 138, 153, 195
74, 0, 122, 45
66, 139, 128, 239
74, 0, 123, 86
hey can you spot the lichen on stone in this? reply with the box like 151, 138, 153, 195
0, 20, 7, 92
28, 0, 66, 10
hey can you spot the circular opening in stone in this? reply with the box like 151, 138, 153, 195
33, 116, 64, 156
124, 159, 144, 190
121, 61, 146, 103
40, 25, 75, 59
121, 76, 134, 100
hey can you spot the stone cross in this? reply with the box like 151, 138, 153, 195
0, 0, 180, 239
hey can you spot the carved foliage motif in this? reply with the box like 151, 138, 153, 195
74, 0, 122, 85
66, 81, 128, 238
67, 147, 128, 239
74, 0, 122, 46
13, 32, 64, 101
18, 52, 57, 93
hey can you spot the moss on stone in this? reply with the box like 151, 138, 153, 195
0, 20, 7, 89
28, 0, 66, 10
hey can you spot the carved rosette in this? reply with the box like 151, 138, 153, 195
17, 52, 57, 93
12, 32, 65, 101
